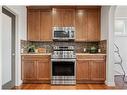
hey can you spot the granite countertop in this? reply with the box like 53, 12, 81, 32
76, 53, 106, 55
21, 53, 106, 56
21, 53, 51, 55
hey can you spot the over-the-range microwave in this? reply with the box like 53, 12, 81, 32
52, 27, 75, 41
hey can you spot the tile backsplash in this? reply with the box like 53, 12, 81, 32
99, 40, 107, 54
21, 40, 106, 53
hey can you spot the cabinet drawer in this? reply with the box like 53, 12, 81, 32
22, 55, 50, 61
77, 55, 106, 60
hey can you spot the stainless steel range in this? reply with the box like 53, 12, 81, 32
51, 46, 76, 85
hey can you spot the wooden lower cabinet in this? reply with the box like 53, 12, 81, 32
90, 60, 106, 81
22, 60, 37, 80
76, 55, 106, 83
22, 55, 105, 83
21, 55, 50, 83
37, 60, 50, 81
77, 60, 90, 80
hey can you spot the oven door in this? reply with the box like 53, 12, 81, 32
51, 59, 76, 77
51, 59, 76, 84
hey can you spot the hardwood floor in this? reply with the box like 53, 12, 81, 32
14, 75, 127, 90
15, 83, 114, 90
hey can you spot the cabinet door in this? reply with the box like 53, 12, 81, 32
27, 10, 40, 41
40, 10, 52, 41
62, 9, 75, 26
52, 8, 75, 27
90, 60, 106, 81
52, 8, 63, 27
22, 60, 37, 80
76, 60, 90, 80
37, 60, 50, 80
87, 9, 100, 41
75, 9, 87, 41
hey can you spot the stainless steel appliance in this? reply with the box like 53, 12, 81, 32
51, 46, 76, 85
52, 27, 75, 41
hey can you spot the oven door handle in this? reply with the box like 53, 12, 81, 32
51, 59, 76, 62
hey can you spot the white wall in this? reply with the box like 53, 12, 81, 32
115, 6, 127, 18
0, 6, 2, 89
114, 6, 127, 76
101, 6, 116, 86
107, 6, 116, 86
114, 37, 127, 75
1, 6, 27, 87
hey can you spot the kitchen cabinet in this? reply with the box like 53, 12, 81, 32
37, 60, 50, 80
27, 10, 40, 41
90, 60, 106, 81
27, 7, 100, 41
21, 55, 50, 83
40, 10, 52, 41
27, 9, 52, 41
77, 60, 90, 80
52, 8, 75, 27
75, 9, 87, 41
22, 60, 37, 80
75, 8, 100, 41
76, 54, 106, 83
87, 9, 100, 41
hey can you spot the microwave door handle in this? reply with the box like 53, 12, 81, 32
69, 30, 72, 37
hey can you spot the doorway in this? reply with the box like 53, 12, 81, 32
2, 7, 16, 89
114, 6, 127, 88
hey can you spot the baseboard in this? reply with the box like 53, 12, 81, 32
105, 80, 115, 86
15, 80, 22, 86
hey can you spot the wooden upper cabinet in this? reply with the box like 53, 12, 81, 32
27, 10, 40, 41
75, 9, 87, 41
37, 60, 50, 80
90, 60, 106, 81
62, 9, 75, 26
27, 7, 101, 41
52, 8, 75, 27
76, 60, 90, 80
87, 9, 100, 41
27, 9, 52, 41
52, 8, 63, 27
40, 10, 52, 41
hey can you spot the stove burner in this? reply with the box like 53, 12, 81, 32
51, 46, 76, 59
